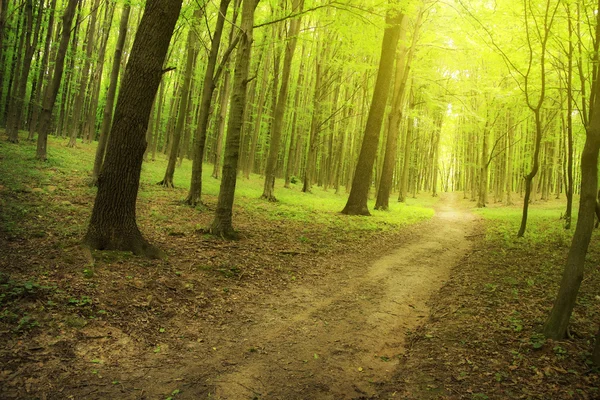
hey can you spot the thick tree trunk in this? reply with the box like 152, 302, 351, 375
36, 0, 78, 161
342, 8, 402, 215
261, 0, 304, 201
84, 0, 182, 258
90, 4, 130, 185
209, 0, 258, 238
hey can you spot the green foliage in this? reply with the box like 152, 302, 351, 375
0, 274, 51, 306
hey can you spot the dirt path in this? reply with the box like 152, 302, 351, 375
165, 194, 477, 399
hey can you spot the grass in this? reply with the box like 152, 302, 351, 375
474, 202, 574, 248
0, 131, 436, 238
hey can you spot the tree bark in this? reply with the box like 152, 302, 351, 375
342, 7, 402, 215
35, 0, 78, 161
84, 0, 182, 258
209, 0, 259, 238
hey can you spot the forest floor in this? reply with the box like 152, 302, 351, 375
1, 136, 600, 399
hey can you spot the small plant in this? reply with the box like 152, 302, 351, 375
15, 314, 39, 331
530, 333, 546, 349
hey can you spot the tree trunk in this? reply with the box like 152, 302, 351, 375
28, 0, 57, 140
375, 16, 407, 210
159, 8, 201, 188
517, 110, 543, 237
90, 4, 130, 185
398, 87, 415, 203
84, 0, 182, 258
342, 7, 402, 215
67, 0, 100, 147
209, 0, 259, 238
543, 102, 600, 339
211, 0, 242, 181
80, 1, 115, 143
261, 0, 304, 201
6, 0, 39, 142
185, 0, 232, 205
35, 0, 78, 161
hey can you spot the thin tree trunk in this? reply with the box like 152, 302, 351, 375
84, 0, 182, 258
90, 4, 130, 185
36, 0, 78, 161
209, 0, 259, 238
185, 0, 233, 205
159, 8, 201, 188
261, 0, 304, 201
81, 1, 115, 143
68, 0, 100, 147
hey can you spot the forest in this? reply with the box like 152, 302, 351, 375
2, 0, 600, 398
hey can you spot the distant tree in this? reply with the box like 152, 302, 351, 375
186, 0, 236, 205
159, 8, 201, 188
90, 4, 130, 186
261, 0, 304, 201
6, 0, 41, 143
84, 0, 182, 257
209, 0, 259, 238
36, 0, 78, 161
342, 5, 402, 215
67, 0, 100, 147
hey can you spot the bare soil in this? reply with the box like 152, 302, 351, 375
0, 185, 478, 399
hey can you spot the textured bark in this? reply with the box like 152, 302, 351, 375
84, 0, 182, 258
185, 0, 231, 205
90, 4, 130, 185
261, 0, 304, 201
36, 0, 78, 160
342, 9, 402, 215
209, 0, 259, 238
159, 8, 200, 188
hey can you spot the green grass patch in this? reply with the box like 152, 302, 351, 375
2, 130, 434, 234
